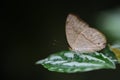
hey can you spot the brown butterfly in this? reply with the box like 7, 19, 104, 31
66, 14, 106, 53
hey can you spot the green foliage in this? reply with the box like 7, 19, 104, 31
36, 47, 119, 73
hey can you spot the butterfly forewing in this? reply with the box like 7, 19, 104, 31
66, 14, 106, 53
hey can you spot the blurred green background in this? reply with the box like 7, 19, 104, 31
2, 0, 120, 80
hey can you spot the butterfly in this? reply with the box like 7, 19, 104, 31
66, 14, 106, 53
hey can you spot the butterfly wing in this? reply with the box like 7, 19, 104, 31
66, 14, 106, 53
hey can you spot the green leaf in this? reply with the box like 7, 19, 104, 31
110, 42, 120, 63
36, 51, 116, 73
100, 45, 118, 63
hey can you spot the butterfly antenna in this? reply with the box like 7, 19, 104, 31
51, 40, 68, 49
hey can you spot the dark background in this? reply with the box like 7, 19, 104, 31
1, 0, 120, 80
